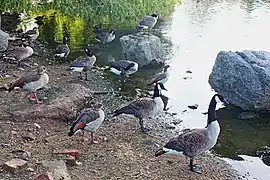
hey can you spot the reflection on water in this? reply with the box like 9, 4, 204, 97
162, 0, 270, 179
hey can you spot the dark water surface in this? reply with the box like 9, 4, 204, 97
9, 0, 270, 179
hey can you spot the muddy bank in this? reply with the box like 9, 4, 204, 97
0, 39, 242, 179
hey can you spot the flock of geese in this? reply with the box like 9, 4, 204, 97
1, 13, 227, 174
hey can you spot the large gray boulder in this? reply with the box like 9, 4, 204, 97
0, 30, 9, 52
209, 50, 270, 111
119, 32, 165, 67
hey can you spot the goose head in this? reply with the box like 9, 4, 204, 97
84, 47, 95, 57
109, 30, 115, 36
151, 13, 158, 19
213, 94, 228, 105
37, 66, 47, 75
63, 36, 68, 45
93, 103, 103, 110
33, 27, 38, 32
163, 65, 171, 72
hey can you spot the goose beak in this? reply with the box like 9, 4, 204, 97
155, 149, 166, 157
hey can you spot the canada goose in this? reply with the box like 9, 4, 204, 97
3, 43, 34, 68
137, 13, 158, 35
112, 83, 167, 134
68, 103, 105, 144
22, 27, 39, 41
95, 30, 115, 44
148, 65, 171, 86
54, 36, 70, 60
8, 66, 49, 104
67, 46, 96, 81
155, 94, 226, 174
93, 23, 103, 35
106, 60, 139, 80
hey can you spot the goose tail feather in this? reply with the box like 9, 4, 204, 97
112, 106, 134, 117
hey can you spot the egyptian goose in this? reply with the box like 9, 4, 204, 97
8, 66, 49, 104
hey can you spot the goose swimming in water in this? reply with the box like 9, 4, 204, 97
54, 36, 70, 60
95, 30, 115, 44
137, 13, 158, 35
148, 65, 171, 86
68, 103, 105, 144
155, 94, 226, 174
112, 83, 167, 134
67, 46, 96, 81
8, 66, 49, 104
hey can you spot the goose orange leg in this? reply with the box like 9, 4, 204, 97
33, 92, 43, 104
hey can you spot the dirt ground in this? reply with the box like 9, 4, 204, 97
0, 40, 242, 180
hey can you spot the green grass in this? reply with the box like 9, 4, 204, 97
1, 0, 181, 27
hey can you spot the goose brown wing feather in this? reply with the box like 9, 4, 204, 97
149, 72, 166, 84
9, 74, 40, 90
165, 129, 208, 157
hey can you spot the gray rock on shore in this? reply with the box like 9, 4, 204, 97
119, 32, 165, 67
209, 50, 270, 111
0, 30, 9, 52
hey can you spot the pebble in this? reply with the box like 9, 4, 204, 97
27, 167, 35, 172
33, 123, 41, 129
22, 133, 35, 141
186, 70, 192, 73
3, 158, 28, 172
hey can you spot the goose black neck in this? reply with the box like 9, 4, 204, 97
207, 95, 217, 125
153, 85, 161, 98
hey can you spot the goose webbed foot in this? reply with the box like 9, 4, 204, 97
189, 158, 202, 174
139, 118, 150, 134
191, 164, 202, 174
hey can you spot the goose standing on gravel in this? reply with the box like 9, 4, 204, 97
106, 60, 139, 80
54, 36, 70, 60
68, 103, 105, 144
95, 29, 115, 45
155, 94, 226, 174
22, 27, 39, 41
67, 46, 96, 81
148, 65, 171, 86
137, 13, 158, 35
8, 66, 49, 104
112, 83, 167, 134
3, 43, 34, 68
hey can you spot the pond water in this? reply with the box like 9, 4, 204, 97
6, 0, 270, 179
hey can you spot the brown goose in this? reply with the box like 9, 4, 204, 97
155, 94, 226, 174
8, 66, 49, 104
3, 43, 34, 67
54, 36, 70, 60
66, 46, 96, 80
148, 65, 171, 86
68, 103, 105, 144
112, 83, 167, 134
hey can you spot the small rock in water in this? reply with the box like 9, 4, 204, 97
183, 76, 192, 80
3, 158, 28, 172
166, 124, 176, 130
237, 112, 258, 120
188, 104, 199, 110
186, 70, 192, 73
172, 119, 182, 125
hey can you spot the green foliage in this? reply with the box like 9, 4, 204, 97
1, 0, 180, 27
